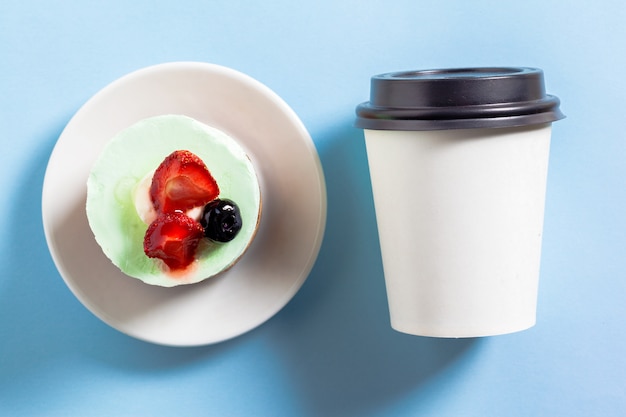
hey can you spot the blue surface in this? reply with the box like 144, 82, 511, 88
1, 1, 625, 416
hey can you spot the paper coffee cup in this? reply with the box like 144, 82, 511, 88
355, 68, 564, 337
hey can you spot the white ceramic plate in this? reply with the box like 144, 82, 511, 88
42, 62, 326, 346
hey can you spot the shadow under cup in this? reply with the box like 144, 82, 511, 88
355, 67, 565, 338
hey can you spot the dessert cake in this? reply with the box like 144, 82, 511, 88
86, 114, 261, 287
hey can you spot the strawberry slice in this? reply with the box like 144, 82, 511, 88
143, 212, 205, 270
150, 150, 219, 213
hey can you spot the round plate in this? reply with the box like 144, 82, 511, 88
42, 62, 327, 346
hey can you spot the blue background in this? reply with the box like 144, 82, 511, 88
1, 1, 625, 416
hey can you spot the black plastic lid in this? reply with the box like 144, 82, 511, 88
355, 67, 565, 131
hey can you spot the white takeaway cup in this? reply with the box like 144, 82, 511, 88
355, 68, 564, 337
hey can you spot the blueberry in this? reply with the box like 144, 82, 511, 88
200, 199, 242, 242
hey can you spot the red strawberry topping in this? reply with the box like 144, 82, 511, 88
150, 150, 219, 214
143, 212, 205, 270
